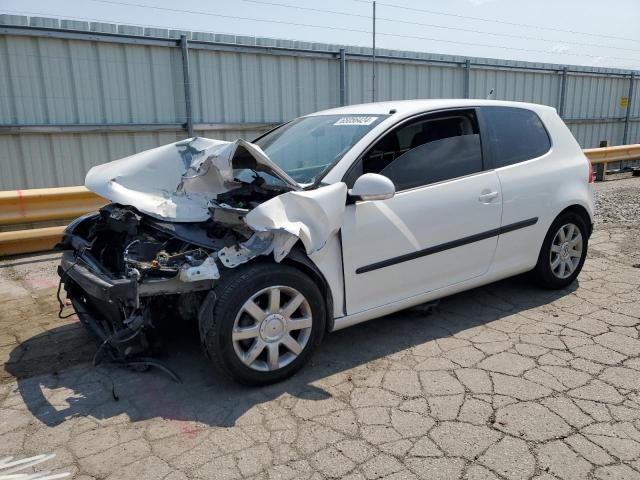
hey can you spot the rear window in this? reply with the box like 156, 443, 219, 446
481, 107, 551, 168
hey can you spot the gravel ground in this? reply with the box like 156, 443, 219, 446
594, 175, 640, 224
0, 177, 639, 480
592, 176, 640, 268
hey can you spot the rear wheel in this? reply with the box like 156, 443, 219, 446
532, 211, 588, 289
200, 263, 326, 385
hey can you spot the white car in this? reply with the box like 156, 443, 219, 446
58, 99, 594, 385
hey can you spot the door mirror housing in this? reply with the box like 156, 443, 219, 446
348, 173, 396, 201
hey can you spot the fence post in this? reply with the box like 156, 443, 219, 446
371, 1, 376, 102
339, 48, 347, 106
180, 35, 195, 138
558, 66, 568, 119
623, 72, 634, 145
595, 140, 609, 181
463, 59, 471, 99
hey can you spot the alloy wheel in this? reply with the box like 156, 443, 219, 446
550, 223, 583, 279
232, 286, 313, 371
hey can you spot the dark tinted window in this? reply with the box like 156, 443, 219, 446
481, 107, 551, 168
345, 110, 483, 190
380, 134, 482, 190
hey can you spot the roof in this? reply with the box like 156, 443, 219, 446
308, 99, 557, 117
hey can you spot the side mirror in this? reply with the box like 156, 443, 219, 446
348, 173, 396, 201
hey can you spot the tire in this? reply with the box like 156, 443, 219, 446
532, 211, 589, 289
200, 262, 326, 385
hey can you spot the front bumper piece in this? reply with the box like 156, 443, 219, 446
58, 250, 216, 306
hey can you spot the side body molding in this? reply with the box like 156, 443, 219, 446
356, 217, 539, 274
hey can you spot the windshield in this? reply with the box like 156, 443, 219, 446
253, 114, 388, 185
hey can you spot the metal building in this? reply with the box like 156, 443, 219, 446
0, 15, 638, 189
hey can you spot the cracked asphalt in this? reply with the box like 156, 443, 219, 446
1, 177, 639, 480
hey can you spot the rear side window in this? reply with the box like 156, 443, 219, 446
481, 107, 551, 168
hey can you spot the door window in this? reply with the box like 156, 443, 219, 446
480, 106, 551, 168
345, 110, 483, 191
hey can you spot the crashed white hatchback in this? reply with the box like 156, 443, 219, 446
58, 99, 594, 384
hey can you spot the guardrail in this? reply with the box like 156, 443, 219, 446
583, 144, 640, 181
0, 187, 106, 256
0, 186, 106, 225
1, 144, 639, 257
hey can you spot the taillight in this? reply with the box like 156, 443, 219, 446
587, 157, 594, 183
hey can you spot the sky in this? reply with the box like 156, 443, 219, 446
2, 0, 640, 71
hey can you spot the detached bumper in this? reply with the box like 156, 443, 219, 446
58, 251, 137, 305
59, 250, 216, 306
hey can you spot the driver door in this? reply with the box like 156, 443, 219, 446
340, 109, 502, 314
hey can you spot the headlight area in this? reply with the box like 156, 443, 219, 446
57, 204, 236, 381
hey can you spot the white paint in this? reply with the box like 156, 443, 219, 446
244, 182, 348, 256
328, 99, 594, 330
373, 202, 421, 251
486, 107, 594, 277
85, 137, 300, 222
349, 173, 396, 201
82, 99, 594, 336
308, 233, 345, 318
341, 170, 502, 314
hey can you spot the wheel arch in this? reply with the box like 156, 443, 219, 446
532, 203, 590, 289
282, 246, 335, 333
556, 204, 593, 237
201, 257, 329, 385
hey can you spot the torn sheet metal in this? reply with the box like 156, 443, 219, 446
217, 183, 349, 268
179, 256, 221, 282
85, 137, 301, 223
209, 201, 250, 227
243, 182, 348, 257
218, 231, 299, 267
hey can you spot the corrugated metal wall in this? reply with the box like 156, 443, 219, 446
190, 49, 340, 124
347, 59, 466, 104
0, 37, 186, 124
0, 15, 638, 189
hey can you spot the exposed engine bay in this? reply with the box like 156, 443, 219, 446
58, 186, 292, 377
58, 137, 347, 379
84, 180, 288, 280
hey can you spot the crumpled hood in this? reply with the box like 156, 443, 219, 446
85, 137, 301, 222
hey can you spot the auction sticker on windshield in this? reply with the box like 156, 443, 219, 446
334, 116, 379, 126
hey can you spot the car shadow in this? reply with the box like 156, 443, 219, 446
4, 275, 578, 428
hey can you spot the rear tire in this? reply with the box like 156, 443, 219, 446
532, 211, 588, 289
200, 262, 326, 385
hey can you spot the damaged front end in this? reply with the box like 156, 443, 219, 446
58, 204, 223, 375
58, 137, 346, 377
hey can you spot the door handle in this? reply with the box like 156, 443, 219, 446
478, 191, 499, 203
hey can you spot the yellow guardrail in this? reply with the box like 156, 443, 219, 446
1, 144, 639, 257
583, 143, 640, 181
0, 226, 68, 257
0, 187, 106, 256
583, 144, 640, 164
0, 186, 106, 225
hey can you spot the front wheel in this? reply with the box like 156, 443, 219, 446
200, 262, 326, 385
532, 211, 589, 289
